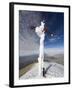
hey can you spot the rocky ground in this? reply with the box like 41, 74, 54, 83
20, 61, 64, 79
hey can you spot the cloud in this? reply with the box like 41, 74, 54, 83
49, 38, 56, 42
49, 35, 63, 42
45, 47, 64, 56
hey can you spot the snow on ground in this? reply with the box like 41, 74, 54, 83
20, 62, 64, 79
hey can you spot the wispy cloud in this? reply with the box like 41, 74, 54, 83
49, 35, 63, 42
49, 38, 56, 42
45, 47, 64, 56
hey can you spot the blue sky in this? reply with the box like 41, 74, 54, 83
41, 12, 64, 48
